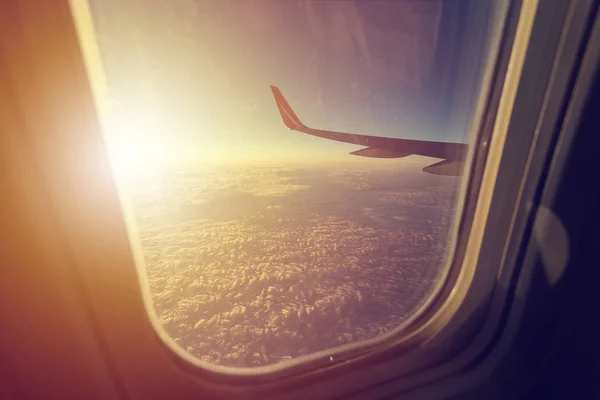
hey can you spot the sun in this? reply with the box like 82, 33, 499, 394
110, 136, 161, 177
104, 109, 166, 178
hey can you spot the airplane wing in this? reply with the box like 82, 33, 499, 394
270, 85, 468, 176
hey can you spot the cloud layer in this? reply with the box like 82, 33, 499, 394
130, 165, 460, 367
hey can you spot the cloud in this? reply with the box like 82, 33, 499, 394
133, 165, 458, 367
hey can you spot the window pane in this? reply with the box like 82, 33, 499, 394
89, 0, 502, 368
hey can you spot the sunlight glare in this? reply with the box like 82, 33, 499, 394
105, 107, 167, 178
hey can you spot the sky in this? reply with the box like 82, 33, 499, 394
89, 0, 490, 169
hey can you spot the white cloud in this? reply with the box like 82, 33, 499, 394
132, 166, 458, 367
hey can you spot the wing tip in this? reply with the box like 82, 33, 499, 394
270, 84, 305, 130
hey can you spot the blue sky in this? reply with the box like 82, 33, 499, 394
90, 0, 488, 166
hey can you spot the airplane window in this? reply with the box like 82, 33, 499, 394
88, 0, 503, 368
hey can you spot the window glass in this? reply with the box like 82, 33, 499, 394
89, 0, 500, 368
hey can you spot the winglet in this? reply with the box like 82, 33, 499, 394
270, 85, 306, 130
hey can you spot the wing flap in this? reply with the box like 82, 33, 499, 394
350, 147, 412, 158
422, 159, 465, 176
